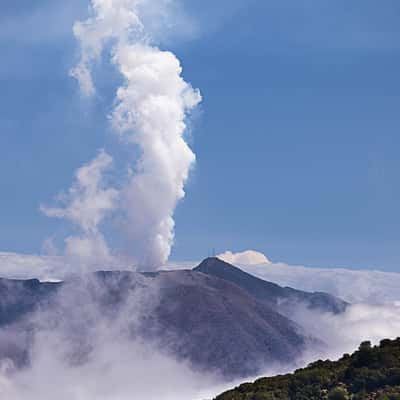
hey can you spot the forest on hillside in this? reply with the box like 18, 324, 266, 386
215, 338, 400, 400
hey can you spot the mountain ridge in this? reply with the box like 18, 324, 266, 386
194, 257, 348, 315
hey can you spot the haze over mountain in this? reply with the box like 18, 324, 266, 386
0, 257, 400, 400
0, 258, 350, 380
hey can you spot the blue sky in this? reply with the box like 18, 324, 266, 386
1, 0, 400, 270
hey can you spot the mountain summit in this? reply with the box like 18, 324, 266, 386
194, 257, 348, 315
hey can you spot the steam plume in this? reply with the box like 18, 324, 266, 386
46, 0, 201, 269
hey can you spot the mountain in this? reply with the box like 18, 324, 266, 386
215, 338, 400, 400
0, 277, 59, 325
194, 257, 348, 315
0, 277, 60, 367
142, 270, 314, 377
0, 268, 316, 379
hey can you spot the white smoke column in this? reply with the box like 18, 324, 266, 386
71, 0, 201, 269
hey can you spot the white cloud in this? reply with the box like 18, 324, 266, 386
238, 262, 400, 304
292, 302, 400, 365
217, 250, 271, 265
0, 253, 67, 281
0, 335, 224, 400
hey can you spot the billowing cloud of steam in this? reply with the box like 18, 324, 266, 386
41, 151, 118, 267
112, 42, 201, 267
43, 0, 201, 270
72, 0, 201, 268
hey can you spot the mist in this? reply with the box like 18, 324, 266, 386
290, 302, 400, 365
0, 273, 228, 400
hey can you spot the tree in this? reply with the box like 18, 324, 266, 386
359, 341, 372, 351
327, 387, 349, 400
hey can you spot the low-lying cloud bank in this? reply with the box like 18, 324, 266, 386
237, 261, 400, 304
292, 302, 400, 365
0, 250, 400, 399
0, 339, 224, 400
0, 253, 67, 281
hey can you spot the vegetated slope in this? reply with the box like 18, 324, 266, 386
0, 268, 314, 379
195, 258, 348, 315
215, 338, 400, 400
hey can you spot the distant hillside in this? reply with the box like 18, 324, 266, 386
195, 258, 348, 315
215, 338, 400, 400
